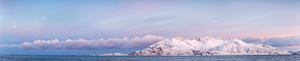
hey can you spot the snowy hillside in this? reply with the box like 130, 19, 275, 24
99, 53, 127, 56
129, 36, 291, 56
288, 51, 300, 55
295, 51, 300, 55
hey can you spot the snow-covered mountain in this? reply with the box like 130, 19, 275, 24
288, 51, 300, 55
129, 36, 291, 56
295, 51, 300, 55
99, 53, 127, 56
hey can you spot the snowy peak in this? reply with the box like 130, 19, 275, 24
129, 36, 291, 56
194, 36, 218, 44
288, 51, 300, 55
194, 36, 215, 41
228, 38, 249, 46
202, 36, 214, 39
172, 36, 186, 41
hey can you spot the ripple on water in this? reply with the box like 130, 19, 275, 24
0, 55, 300, 61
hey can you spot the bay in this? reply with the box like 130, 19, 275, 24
1, 55, 300, 61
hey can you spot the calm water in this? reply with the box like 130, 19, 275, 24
1, 55, 300, 61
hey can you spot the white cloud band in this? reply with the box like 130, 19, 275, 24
1, 35, 165, 50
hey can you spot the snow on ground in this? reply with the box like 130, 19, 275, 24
129, 36, 291, 56
99, 53, 127, 56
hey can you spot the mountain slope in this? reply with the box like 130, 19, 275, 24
100, 53, 127, 56
288, 51, 300, 55
129, 36, 290, 56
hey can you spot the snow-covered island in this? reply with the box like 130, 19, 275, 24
288, 51, 300, 55
98, 53, 127, 56
89, 54, 96, 56
129, 36, 291, 56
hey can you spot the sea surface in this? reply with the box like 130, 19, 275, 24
1, 55, 300, 61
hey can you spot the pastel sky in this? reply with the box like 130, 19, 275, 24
0, 0, 300, 55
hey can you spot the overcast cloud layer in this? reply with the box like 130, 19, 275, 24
242, 35, 300, 51
1, 35, 300, 51
0, 35, 165, 50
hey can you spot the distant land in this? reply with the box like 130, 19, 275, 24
128, 36, 291, 56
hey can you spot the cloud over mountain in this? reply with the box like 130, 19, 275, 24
242, 35, 300, 50
262, 35, 300, 47
1, 35, 165, 50
1, 35, 300, 51
241, 37, 262, 43
242, 35, 300, 47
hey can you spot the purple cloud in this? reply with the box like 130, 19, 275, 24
241, 37, 262, 43
241, 35, 300, 51
21, 42, 36, 50
1, 35, 300, 51
0, 44, 21, 49
262, 35, 300, 47
10, 35, 166, 50
241, 35, 300, 47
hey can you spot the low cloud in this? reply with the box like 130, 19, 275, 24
1, 35, 166, 50
0, 44, 22, 49
241, 37, 262, 43
21, 42, 36, 50
262, 35, 300, 47
242, 35, 300, 51
2, 35, 300, 51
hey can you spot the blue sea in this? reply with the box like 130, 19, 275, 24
1, 55, 300, 61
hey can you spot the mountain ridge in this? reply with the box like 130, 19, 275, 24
129, 36, 290, 56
